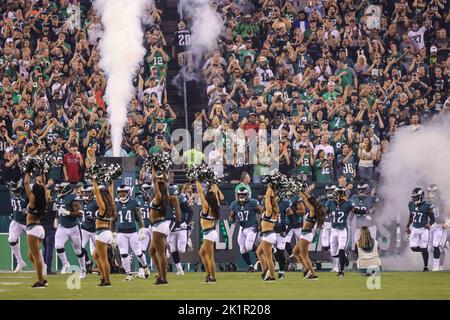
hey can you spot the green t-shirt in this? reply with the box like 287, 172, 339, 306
322, 90, 339, 101
313, 159, 332, 185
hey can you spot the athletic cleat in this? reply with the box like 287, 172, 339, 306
303, 270, 312, 280
207, 276, 216, 283
144, 267, 150, 278
43, 280, 48, 287
14, 261, 26, 273
79, 268, 86, 279
303, 271, 307, 278
176, 270, 185, 276
263, 270, 271, 280
423, 267, 429, 272
60, 263, 71, 274
123, 273, 134, 281
304, 275, 319, 281
278, 272, 285, 279
337, 271, 345, 277
254, 260, 260, 271
205, 276, 210, 283
30, 281, 46, 288
264, 277, 276, 282
155, 277, 168, 285
137, 268, 146, 279
86, 261, 93, 273
247, 265, 255, 272
97, 280, 111, 287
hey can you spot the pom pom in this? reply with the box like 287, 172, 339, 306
143, 152, 172, 175
20, 154, 50, 176
261, 170, 290, 194
186, 162, 221, 185
85, 162, 123, 184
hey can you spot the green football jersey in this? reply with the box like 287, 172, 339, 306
56, 194, 81, 229
230, 199, 259, 228
136, 195, 151, 228
81, 199, 98, 233
408, 201, 434, 228
10, 193, 27, 225
115, 198, 140, 232
326, 199, 354, 230
313, 159, 332, 185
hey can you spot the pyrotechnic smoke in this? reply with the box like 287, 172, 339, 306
94, 0, 150, 156
377, 113, 450, 269
173, 0, 223, 90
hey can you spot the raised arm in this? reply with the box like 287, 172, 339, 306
93, 177, 106, 215
24, 172, 35, 206
265, 185, 273, 216
195, 180, 208, 213
152, 166, 161, 202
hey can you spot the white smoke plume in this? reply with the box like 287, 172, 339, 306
377, 113, 450, 270
184, 0, 223, 64
94, 0, 150, 156
173, 0, 223, 90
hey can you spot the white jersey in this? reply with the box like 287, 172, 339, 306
408, 27, 426, 49
256, 67, 274, 87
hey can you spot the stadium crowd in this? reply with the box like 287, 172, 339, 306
197, 0, 449, 193
0, 0, 175, 186
0, 0, 449, 193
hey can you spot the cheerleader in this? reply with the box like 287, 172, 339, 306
92, 177, 116, 287
256, 185, 279, 281
149, 166, 177, 285
24, 172, 49, 288
196, 180, 223, 283
292, 186, 326, 280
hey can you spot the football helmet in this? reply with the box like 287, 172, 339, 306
411, 187, 424, 206
427, 184, 439, 202
325, 184, 336, 200
81, 185, 94, 201
357, 182, 369, 196
169, 184, 180, 196
141, 183, 152, 195
237, 187, 249, 202
117, 185, 131, 203
57, 182, 75, 197
334, 186, 347, 202
9, 179, 23, 197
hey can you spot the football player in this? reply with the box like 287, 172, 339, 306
169, 184, 193, 276
80, 184, 97, 273
136, 183, 153, 278
114, 185, 149, 281
285, 188, 305, 271
350, 182, 379, 249
426, 185, 446, 271
229, 187, 262, 272
8, 179, 28, 272
54, 182, 86, 278
320, 184, 337, 271
273, 192, 294, 279
326, 186, 365, 277
405, 187, 435, 271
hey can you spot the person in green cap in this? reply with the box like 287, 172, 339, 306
234, 171, 252, 200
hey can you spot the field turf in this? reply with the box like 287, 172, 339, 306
0, 271, 449, 300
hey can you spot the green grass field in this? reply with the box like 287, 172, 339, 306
0, 271, 449, 300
